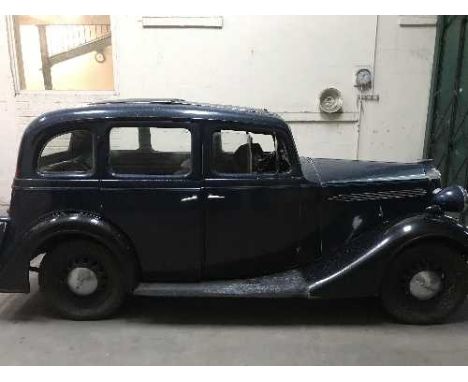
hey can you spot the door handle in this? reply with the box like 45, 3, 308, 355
207, 193, 225, 200
181, 195, 198, 202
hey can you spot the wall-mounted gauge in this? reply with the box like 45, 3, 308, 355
355, 68, 372, 89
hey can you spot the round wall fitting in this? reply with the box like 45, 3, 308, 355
319, 88, 343, 114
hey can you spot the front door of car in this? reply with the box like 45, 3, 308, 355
203, 123, 303, 279
99, 121, 203, 281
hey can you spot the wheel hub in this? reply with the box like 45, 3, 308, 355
409, 270, 443, 300
67, 267, 99, 296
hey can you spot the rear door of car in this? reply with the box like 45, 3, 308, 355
99, 120, 203, 281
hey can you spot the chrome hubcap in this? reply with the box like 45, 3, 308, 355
409, 270, 443, 300
67, 267, 98, 296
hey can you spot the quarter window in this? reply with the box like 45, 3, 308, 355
38, 130, 93, 174
211, 129, 291, 175
109, 127, 192, 176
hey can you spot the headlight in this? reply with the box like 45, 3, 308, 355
433, 186, 468, 212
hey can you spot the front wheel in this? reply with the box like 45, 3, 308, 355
39, 239, 128, 320
381, 242, 468, 324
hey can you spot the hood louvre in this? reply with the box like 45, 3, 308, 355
327, 188, 427, 202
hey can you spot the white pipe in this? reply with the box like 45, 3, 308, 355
356, 15, 380, 160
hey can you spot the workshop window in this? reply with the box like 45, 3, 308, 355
11, 15, 114, 91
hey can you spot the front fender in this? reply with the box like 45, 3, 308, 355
308, 213, 468, 298
0, 211, 136, 293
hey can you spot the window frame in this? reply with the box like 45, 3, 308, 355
105, 121, 198, 180
6, 15, 119, 95
205, 122, 294, 180
36, 128, 96, 178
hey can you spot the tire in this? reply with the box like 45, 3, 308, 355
39, 239, 129, 320
381, 242, 468, 324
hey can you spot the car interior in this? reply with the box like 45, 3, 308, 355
110, 151, 191, 175
211, 130, 291, 174
37, 130, 93, 173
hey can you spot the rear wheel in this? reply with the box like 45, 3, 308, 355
381, 242, 468, 324
39, 239, 128, 320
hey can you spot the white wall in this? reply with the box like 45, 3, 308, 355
0, 15, 437, 204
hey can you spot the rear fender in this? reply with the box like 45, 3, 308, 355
0, 211, 137, 293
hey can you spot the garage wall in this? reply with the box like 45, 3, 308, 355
0, 15, 436, 204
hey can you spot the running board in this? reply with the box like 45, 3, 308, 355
134, 268, 310, 298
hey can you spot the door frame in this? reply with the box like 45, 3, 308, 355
97, 118, 205, 281
200, 120, 304, 279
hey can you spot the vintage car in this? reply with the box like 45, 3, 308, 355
0, 99, 467, 323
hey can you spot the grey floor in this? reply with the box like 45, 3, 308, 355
0, 273, 468, 365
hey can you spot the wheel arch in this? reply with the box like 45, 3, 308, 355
389, 234, 468, 262
3, 211, 141, 292
376, 234, 468, 296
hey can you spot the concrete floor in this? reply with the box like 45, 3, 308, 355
0, 274, 467, 365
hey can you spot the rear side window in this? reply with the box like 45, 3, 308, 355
109, 126, 192, 176
37, 130, 93, 174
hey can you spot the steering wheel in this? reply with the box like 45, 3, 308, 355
255, 152, 276, 173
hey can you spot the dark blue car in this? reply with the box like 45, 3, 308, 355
0, 99, 467, 323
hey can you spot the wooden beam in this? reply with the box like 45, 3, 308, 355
12, 18, 26, 90
48, 34, 111, 66
37, 25, 52, 90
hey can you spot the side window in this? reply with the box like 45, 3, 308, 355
211, 129, 291, 175
37, 130, 93, 174
109, 126, 192, 176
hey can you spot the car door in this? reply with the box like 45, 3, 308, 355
99, 120, 203, 281
203, 122, 303, 279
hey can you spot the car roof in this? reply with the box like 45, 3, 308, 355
24, 99, 289, 138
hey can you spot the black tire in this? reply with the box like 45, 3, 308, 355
39, 239, 129, 320
381, 242, 468, 324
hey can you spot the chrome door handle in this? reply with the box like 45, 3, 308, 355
181, 195, 198, 202
207, 193, 225, 200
